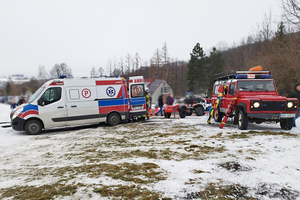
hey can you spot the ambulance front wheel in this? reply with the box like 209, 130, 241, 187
107, 113, 120, 126
25, 119, 42, 135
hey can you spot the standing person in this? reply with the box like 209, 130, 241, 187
17, 96, 25, 106
169, 95, 174, 105
145, 88, 151, 120
155, 94, 164, 116
287, 83, 300, 127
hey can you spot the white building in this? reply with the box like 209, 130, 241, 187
144, 79, 174, 106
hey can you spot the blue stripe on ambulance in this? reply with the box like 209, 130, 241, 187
98, 99, 128, 107
130, 97, 146, 105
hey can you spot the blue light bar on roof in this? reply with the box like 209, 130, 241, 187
236, 74, 247, 79
235, 74, 271, 79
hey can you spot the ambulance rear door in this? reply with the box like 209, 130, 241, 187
128, 76, 146, 117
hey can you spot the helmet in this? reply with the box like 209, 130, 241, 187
145, 87, 149, 92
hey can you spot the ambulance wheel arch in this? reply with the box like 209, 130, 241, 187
107, 112, 121, 126
24, 118, 44, 135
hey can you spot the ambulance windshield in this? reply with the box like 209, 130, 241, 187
28, 86, 46, 103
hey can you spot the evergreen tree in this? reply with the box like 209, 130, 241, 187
186, 43, 207, 93
206, 47, 225, 96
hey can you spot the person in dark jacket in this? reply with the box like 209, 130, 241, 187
287, 83, 300, 126
155, 94, 164, 116
17, 96, 25, 106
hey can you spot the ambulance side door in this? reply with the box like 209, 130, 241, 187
66, 86, 99, 125
37, 86, 68, 128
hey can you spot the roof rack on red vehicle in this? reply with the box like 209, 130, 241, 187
214, 70, 271, 83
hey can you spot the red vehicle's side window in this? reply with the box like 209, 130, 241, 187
228, 84, 236, 95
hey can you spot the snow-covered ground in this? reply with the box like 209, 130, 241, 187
0, 103, 300, 199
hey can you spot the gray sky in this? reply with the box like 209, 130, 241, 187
0, 0, 282, 78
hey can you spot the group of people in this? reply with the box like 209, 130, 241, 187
10, 96, 26, 109
144, 88, 174, 119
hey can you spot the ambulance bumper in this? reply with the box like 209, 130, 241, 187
11, 117, 25, 131
130, 110, 146, 117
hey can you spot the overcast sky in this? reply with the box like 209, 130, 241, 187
0, 0, 283, 78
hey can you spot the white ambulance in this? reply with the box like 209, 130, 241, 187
10, 76, 146, 134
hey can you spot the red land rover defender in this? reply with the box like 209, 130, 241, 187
211, 70, 299, 130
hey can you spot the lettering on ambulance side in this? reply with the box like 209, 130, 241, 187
134, 78, 143, 83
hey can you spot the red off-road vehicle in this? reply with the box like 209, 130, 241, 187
211, 70, 299, 130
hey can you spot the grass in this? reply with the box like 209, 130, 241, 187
93, 184, 166, 200
198, 182, 256, 200
0, 183, 82, 200
1, 120, 298, 199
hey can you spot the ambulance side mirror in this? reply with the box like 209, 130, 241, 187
38, 98, 44, 106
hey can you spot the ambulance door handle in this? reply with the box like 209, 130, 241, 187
57, 106, 64, 109
71, 105, 77, 108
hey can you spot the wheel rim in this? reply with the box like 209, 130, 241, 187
238, 113, 242, 127
214, 109, 218, 119
30, 123, 38, 133
111, 116, 118, 124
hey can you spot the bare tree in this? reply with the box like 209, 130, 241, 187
282, 0, 300, 29
161, 42, 171, 82
255, 10, 275, 41
150, 48, 162, 67
98, 67, 104, 77
37, 65, 48, 81
133, 53, 142, 75
119, 57, 125, 76
49, 63, 73, 78
106, 59, 113, 76
125, 53, 132, 77
90, 67, 98, 77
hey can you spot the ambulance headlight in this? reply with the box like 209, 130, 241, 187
287, 102, 293, 108
12, 107, 23, 119
253, 102, 260, 108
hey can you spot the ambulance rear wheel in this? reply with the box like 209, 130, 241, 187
25, 119, 42, 135
107, 113, 120, 126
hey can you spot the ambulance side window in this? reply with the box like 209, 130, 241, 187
131, 84, 144, 98
40, 87, 62, 106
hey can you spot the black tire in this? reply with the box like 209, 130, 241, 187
195, 106, 205, 116
107, 113, 120, 126
166, 113, 171, 118
25, 119, 42, 135
179, 108, 186, 118
214, 107, 224, 122
238, 110, 248, 130
280, 118, 294, 130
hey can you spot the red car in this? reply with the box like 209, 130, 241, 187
211, 69, 298, 130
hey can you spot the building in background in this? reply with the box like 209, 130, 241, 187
144, 78, 173, 106
0, 74, 31, 89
